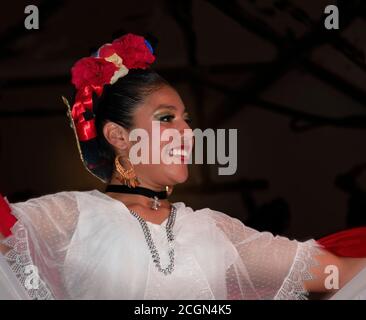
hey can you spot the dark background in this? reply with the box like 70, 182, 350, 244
1, 0, 366, 240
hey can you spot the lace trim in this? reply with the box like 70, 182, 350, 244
274, 239, 323, 300
1, 222, 54, 300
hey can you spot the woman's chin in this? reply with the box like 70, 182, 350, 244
166, 165, 189, 185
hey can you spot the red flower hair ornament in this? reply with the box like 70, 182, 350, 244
67, 33, 155, 142
61, 33, 155, 182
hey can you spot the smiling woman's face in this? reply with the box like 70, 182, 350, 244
124, 85, 193, 190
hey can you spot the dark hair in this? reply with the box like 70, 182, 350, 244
93, 68, 169, 175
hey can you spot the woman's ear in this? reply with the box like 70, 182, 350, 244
103, 122, 130, 152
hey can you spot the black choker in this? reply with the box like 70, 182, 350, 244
105, 185, 168, 210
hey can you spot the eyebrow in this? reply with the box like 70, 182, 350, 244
154, 104, 186, 113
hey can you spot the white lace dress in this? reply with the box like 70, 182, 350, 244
0, 189, 322, 300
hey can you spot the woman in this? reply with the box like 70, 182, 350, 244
0, 33, 365, 300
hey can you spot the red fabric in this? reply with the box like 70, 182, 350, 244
71, 85, 103, 142
317, 226, 366, 258
0, 194, 17, 237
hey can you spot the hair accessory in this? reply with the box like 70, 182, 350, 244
61, 33, 155, 183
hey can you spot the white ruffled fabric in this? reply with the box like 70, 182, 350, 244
0, 190, 322, 300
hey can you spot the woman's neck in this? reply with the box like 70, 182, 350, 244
108, 192, 170, 209
109, 174, 166, 192
107, 175, 170, 210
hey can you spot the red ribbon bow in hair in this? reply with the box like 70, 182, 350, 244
69, 34, 155, 142
70, 57, 118, 141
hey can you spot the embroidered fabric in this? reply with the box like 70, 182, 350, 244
1, 222, 53, 300
0, 190, 324, 300
274, 240, 322, 300
201, 209, 323, 300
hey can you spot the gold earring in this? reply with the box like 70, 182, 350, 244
115, 155, 139, 188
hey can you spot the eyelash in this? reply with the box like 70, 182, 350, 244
158, 114, 175, 122
184, 115, 192, 124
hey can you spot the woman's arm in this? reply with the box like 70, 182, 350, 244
304, 249, 366, 293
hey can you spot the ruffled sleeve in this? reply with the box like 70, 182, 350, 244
202, 209, 323, 300
0, 191, 79, 300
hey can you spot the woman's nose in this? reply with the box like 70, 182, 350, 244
175, 120, 193, 144
179, 125, 194, 145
